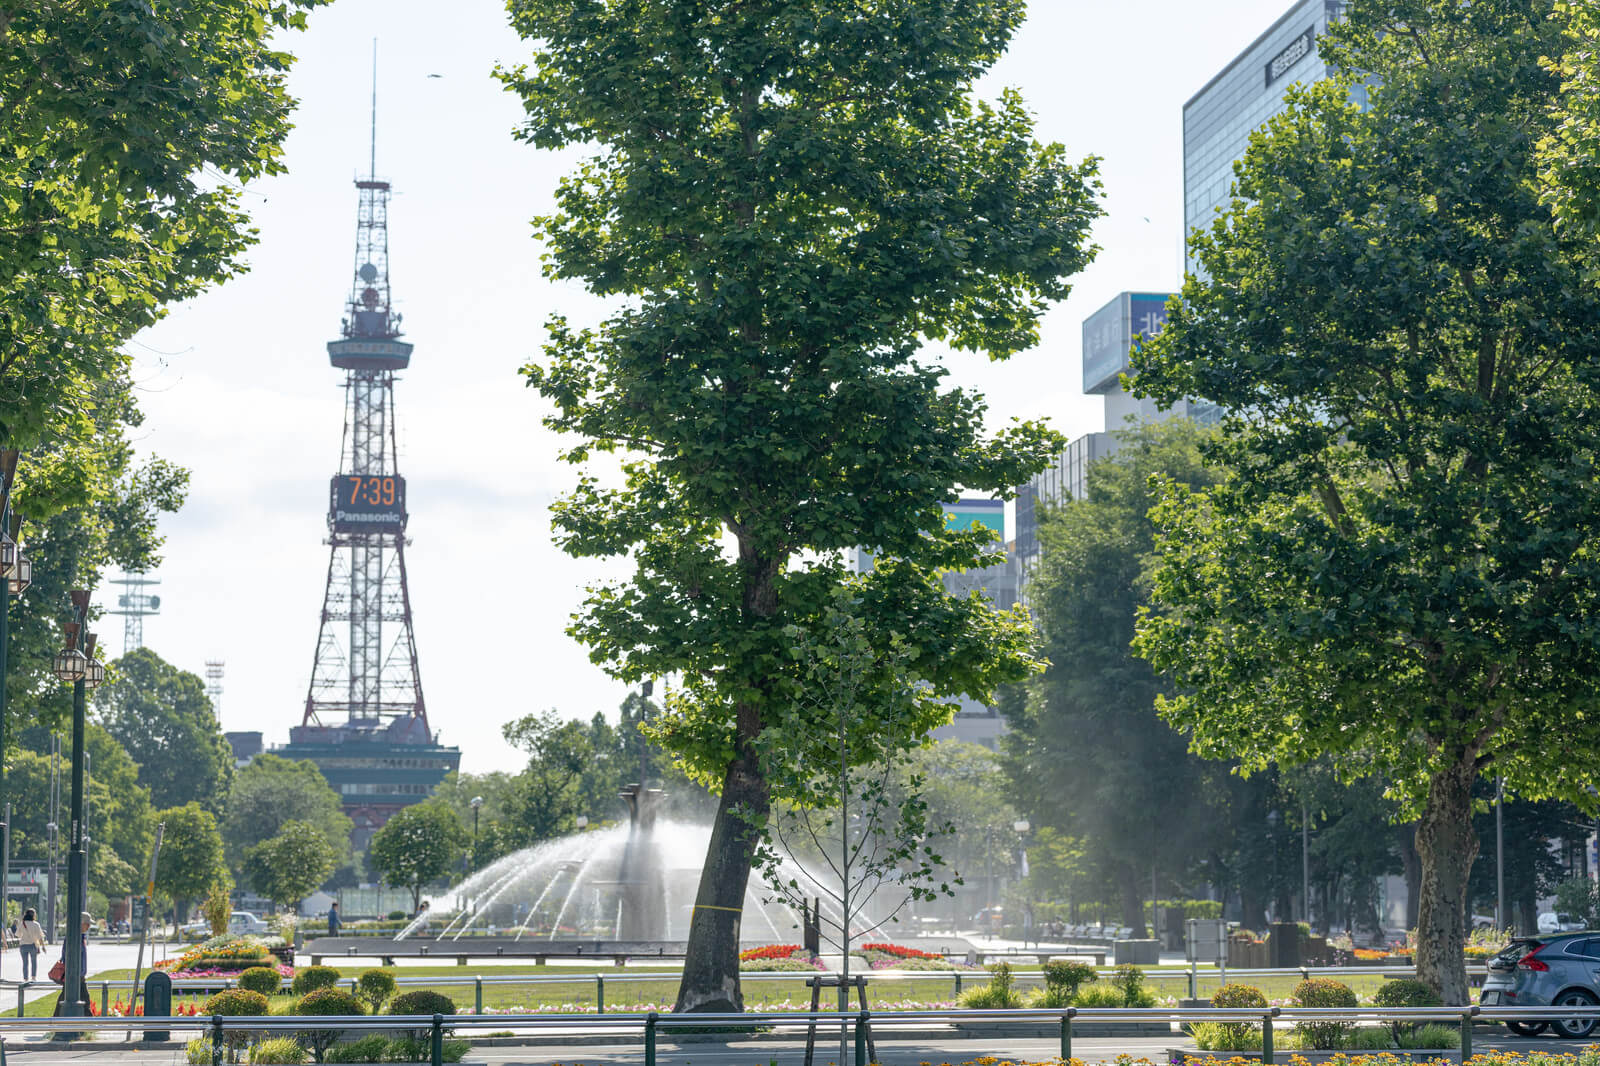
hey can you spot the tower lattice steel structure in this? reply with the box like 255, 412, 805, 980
300, 169, 429, 742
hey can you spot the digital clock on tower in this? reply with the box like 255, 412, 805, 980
328, 474, 407, 531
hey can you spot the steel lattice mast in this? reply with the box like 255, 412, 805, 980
300, 164, 429, 739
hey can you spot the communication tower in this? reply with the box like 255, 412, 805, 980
279, 63, 459, 849
106, 574, 161, 656
204, 660, 225, 714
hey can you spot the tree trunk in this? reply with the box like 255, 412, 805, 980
1117, 864, 1147, 937
1414, 760, 1479, 1005
672, 739, 770, 1012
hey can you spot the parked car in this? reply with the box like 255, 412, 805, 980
1480, 933, 1600, 1037
1538, 912, 1585, 933
180, 911, 270, 939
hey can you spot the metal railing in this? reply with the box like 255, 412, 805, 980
40, 963, 1493, 1018
2, 1004, 1598, 1066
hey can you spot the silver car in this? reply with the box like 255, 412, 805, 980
1479, 933, 1600, 1037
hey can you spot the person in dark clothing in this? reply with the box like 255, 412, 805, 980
327, 902, 341, 936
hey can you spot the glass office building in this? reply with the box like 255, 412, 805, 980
1184, 0, 1344, 260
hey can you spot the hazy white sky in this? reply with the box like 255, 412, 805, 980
118, 0, 1295, 773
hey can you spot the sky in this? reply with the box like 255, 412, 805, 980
117, 0, 1296, 774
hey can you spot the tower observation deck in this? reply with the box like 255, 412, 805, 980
279, 153, 459, 850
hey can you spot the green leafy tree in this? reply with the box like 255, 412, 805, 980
97, 648, 232, 813
1129, 0, 1600, 1003
223, 753, 351, 876
499, 711, 597, 843
908, 740, 1023, 924
1001, 420, 1228, 934
0, 0, 321, 449
367, 803, 462, 913
245, 820, 338, 912
503, 0, 1100, 1011
154, 802, 226, 921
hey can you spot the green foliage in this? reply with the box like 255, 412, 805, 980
1190, 1022, 1264, 1053
1027, 960, 1096, 1009
154, 803, 226, 915
367, 805, 462, 912
957, 961, 1022, 1009
381, 1038, 468, 1064
98, 648, 232, 814
188, 1038, 217, 1065
322, 1037, 390, 1065
202, 989, 269, 1016
236, 968, 282, 997
503, 0, 1100, 1011
1001, 420, 1230, 931
387, 990, 456, 1017
203, 880, 234, 937
222, 755, 352, 877
1556, 878, 1600, 928
1204, 984, 1270, 1049
355, 969, 397, 1014
1130, 0, 1599, 1004
294, 988, 364, 1063
248, 1039, 307, 1065
1293, 978, 1358, 1048
1399, 1024, 1460, 1050
290, 966, 342, 997
1373, 979, 1441, 1009
245, 820, 337, 909
1072, 982, 1136, 1008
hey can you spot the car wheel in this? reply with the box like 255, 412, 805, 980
1551, 989, 1599, 1038
1507, 1021, 1547, 1037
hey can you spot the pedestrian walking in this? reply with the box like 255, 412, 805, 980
16, 907, 44, 982
327, 901, 341, 936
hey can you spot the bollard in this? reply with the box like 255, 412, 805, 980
953, 972, 962, 997
646, 1011, 658, 1066
431, 1014, 443, 1066
854, 1010, 868, 1066
1187, 966, 1197, 1001
474, 977, 483, 1015
15, 986, 22, 1019
597, 974, 605, 1014
1061, 1009, 1074, 1061
211, 1014, 224, 1066
1262, 1010, 1274, 1066
1461, 1009, 1473, 1063
100, 982, 109, 1018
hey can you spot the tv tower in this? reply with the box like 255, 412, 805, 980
282, 54, 459, 848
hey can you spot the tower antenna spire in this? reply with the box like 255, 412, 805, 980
369, 39, 378, 182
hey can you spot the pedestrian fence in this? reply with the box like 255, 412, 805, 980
1, 1003, 1593, 1066
43, 964, 1494, 1020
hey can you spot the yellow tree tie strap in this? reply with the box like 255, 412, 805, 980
692, 904, 743, 914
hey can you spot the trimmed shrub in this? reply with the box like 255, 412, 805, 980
1293, 977, 1357, 1049
249, 1038, 308, 1064
1074, 982, 1134, 1007
1373, 978, 1441, 1008
295, 988, 364, 1064
1112, 964, 1154, 1007
323, 1036, 391, 1064
1206, 984, 1269, 1049
1190, 1021, 1262, 1052
292, 966, 343, 997
201, 989, 270, 1063
956, 962, 1021, 1009
237, 967, 282, 997
387, 910, 408, 921
356, 970, 397, 1013
387, 990, 456, 1017
1028, 959, 1097, 1009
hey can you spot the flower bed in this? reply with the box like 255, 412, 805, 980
738, 944, 825, 971
860, 942, 966, 970
158, 933, 280, 975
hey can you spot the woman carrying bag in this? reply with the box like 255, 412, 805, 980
16, 907, 44, 982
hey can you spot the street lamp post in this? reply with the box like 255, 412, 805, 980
53, 591, 103, 1018
1013, 819, 1031, 945
469, 796, 483, 875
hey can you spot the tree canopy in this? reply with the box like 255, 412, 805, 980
1002, 420, 1231, 934
1131, 0, 1600, 1003
367, 803, 462, 912
154, 801, 226, 917
97, 648, 232, 814
245, 819, 337, 911
504, 0, 1100, 1011
222, 753, 351, 877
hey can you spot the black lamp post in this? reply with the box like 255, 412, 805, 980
53, 590, 103, 1018
469, 795, 483, 875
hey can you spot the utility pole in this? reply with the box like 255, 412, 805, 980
127, 822, 165, 1034
1495, 777, 1505, 930
1302, 801, 1311, 931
